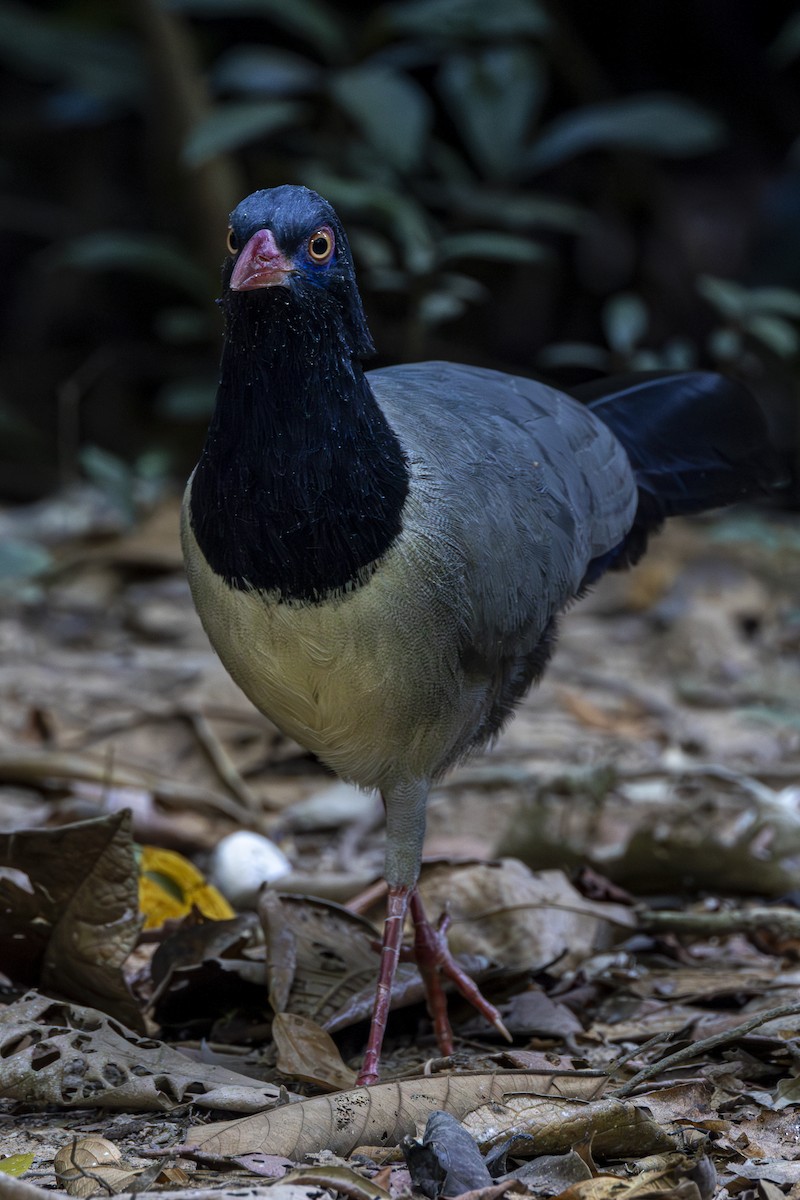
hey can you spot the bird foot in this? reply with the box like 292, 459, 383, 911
355, 882, 511, 1087
408, 888, 512, 1053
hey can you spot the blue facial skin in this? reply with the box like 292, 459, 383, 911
223, 185, 375, 358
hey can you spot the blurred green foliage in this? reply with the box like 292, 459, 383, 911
0, 0, 798, 502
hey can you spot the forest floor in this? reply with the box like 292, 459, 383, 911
1, 490, 800, 1200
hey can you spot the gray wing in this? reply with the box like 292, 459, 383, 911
368, 360, 637, 654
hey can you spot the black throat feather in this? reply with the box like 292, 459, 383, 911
189, 286, 410, 602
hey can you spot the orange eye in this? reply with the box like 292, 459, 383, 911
226, 227, 238, 255
308, 227, 334, 263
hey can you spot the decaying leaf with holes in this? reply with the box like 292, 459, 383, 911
0, 992, 291, 1111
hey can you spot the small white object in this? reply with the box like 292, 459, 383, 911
209, 830, 292, 908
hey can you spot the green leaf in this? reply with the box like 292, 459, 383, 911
527, 93, 726, 172
769, 13, 800, 68
744, 314, 799, 358
627, 349, 662, 370
661, 337, 697, 370
156, 379, 217, 419
301, 170, 437, 273
331, 65, 431, 172
0, 1154, 35, 1177
211, 46, 322, 97
165, 0, 346, 60
697, 274, 749, 318
707, 327, 742, 361
0, 539, 52, 585
602, 293, 648, 354
52, 233, 211, 301
80, 445, 136, 523
183, 99, 306, 165
0, 3, 143, 108
537, 342, 611, 370
348, 228, 396, 271
437, 185, 587, 232
439, 46, 546, 179
416, 275, 485, 325
418, 290, 469, 325
387, 0, 549, 39
438, 230, 547, 264
747, 286, 800, 319
153, 306, 211, 344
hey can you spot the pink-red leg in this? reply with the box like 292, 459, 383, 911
356, 883, 410, 1087
409, 888, 511, 1051
409, 894, 455, 1055
357, 884, 512, 1086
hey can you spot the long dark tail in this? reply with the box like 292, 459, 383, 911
572, 371, 788, 580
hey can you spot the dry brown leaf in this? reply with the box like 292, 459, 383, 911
451, 1182, 525, 1200
556, 1174, 701, 1200
462, 1095, 676, 1159
272, 894, 423, 1031
278, 1166, 392, 1200
0, 811, 142, 1027
418, 861, 633, 976
497, 769, 800, 897
272, 1012, 357, 1091
494, 986, 583, 1038
54, 1137, 141, 1197
0, 992, 286, 1111
628, 965, 778, 1003
98, 497, 183, 570
181, 1072, 628, 1160
260, 889, 298, 1013
512, 1149, 593, 1193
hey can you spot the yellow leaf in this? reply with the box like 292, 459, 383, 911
138, 845, 235, 928
0, 1154, 35, 1176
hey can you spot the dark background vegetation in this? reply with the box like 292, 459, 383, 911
1, 0, 799, 511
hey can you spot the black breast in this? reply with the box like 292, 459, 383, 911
189, 293, 410, 602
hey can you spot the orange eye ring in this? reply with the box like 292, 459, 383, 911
226, 227, 238, 255
308, 227, 334, 263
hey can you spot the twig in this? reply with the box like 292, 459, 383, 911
443, 758, 800, 791
613, 1000, 800, 1098
0, 748, 252, 823
183, 708, 266, 814
638, 905, 800, 939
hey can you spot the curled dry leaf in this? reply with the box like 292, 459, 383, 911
0, 992, 287, 1112
278, 1165, 392, 1200
0, 811, 142, 1028
54, 1137, 143, 1198
266, 894, 424, 1030
272, 1012, 357, 1091
417, 861, 633, 976
493, 986, 583, 1039
461, 1095, 677, 1159
54, 1138, 123, 1172
181, 1072, 634, 1160
259, 889, 297, 1012
450, 1183, 525, 1200
510, 1149, 593, 1192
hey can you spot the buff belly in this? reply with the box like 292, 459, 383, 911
181, 509, 480, 791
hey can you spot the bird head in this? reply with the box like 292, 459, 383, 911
222, 184, 375, 358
